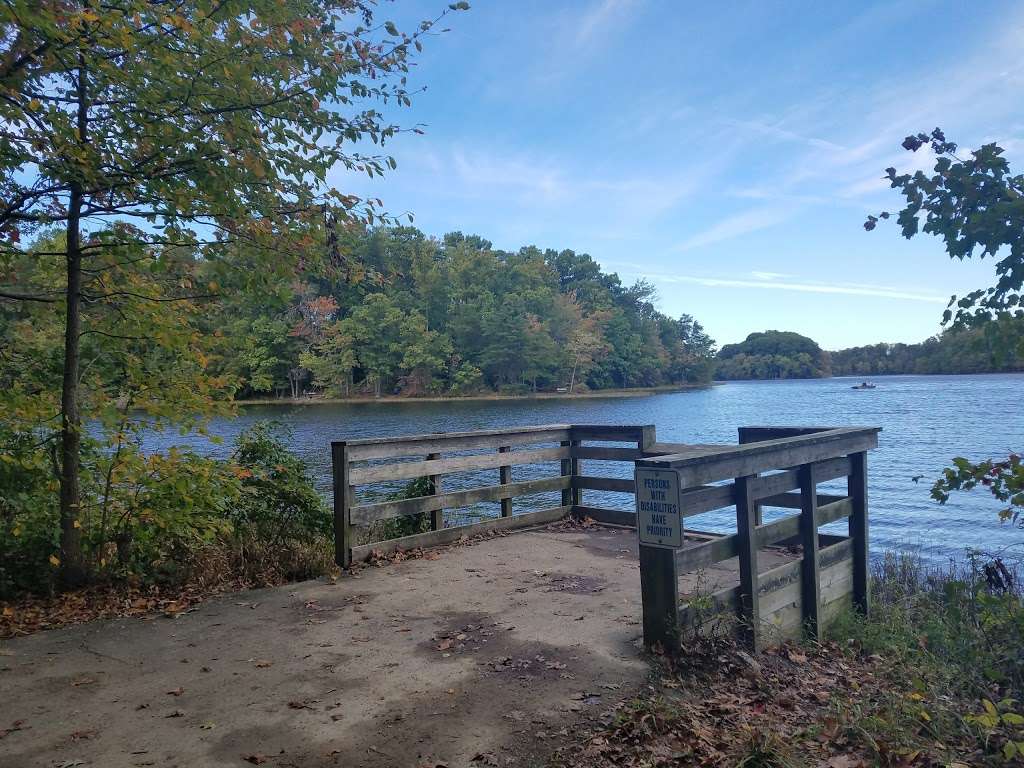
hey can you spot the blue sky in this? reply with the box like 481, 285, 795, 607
339, 0, 1024, 349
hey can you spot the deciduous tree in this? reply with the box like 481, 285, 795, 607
0, 0, 464, 584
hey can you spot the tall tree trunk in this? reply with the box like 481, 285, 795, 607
59, 54, 88, 587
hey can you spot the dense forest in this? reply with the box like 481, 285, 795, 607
3, 226, 718, 404
714, 330, 832, 380
201, 227, 718, 398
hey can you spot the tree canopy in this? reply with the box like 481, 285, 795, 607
201, 226, 718, 398
867, 129, 1024, 528
715, 330, 831, 380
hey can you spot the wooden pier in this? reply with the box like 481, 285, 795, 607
331, 423, 879, 652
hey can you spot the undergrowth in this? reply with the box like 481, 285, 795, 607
552, 549, 1024, 767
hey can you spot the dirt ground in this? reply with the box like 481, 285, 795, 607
0, 524, 793, 768
0, 527, 645, 768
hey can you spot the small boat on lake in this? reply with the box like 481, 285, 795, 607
851, 381, 877, 390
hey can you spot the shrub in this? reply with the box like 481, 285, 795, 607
230, 421, 330, 544
0, 420, 332, 597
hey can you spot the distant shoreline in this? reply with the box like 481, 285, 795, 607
235, 383, 713, 407
714, 370, 1024, 383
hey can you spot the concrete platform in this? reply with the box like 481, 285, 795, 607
0, 524, 792, 768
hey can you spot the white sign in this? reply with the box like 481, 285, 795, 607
635, 468, 683, 548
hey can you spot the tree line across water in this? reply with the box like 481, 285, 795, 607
714, 321, 1024, 381
203, 227, 719, 398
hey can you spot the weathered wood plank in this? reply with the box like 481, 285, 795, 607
350, 445, 570, 484
738, 426, 834, 442
759, 492, 848, 510
821, 559, 854, 604
637, 427, 879, 486
848, 451, 869, 615
674, 496, 853, 571
678, 544, 855, 632
748, 456, 851, 501
572, 446, 644, 461
570, 424, 651, 443
819, 538, 853, 569
349, 475, 572, 525
573, 505, 636, 527
640, 544, 679, 651
350, 504, 572, 562
735, 475, 760, 652
675, 532, 737, 571
573, 475, 635, 493
346, 425, 572, 460
799, 462, 822, 641
678, 483, 735, 516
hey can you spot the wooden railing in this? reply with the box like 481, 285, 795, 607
332, 423, 665, 567
635, 425, 879, 652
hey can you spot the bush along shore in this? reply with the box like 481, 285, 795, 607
0, 422, 337, 630
550, 552, 1024, 768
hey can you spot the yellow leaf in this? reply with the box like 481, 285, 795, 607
28, 98, 40, 111
2, 606, 13, 617
73, 519, 81, 529
984, 699, 998, 716
49, 554, 60, 567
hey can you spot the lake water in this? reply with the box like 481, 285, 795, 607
143, 373, 1024, 563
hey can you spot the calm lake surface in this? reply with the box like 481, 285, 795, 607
143, 373, 1024, 563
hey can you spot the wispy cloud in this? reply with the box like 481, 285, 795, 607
576, 0, 638, 46
673, 7, 1024, 252
674, 205, 797, 251
610, 264, 946, 303
722, 117, 845, 153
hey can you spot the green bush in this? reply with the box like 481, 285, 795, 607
0, 420, 331, 597
370, 475, 434, 542
829, 551, 1024, 764
0, 429, 60, 596
230, 421, 330, 544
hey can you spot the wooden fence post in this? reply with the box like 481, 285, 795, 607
735, 475, 761, 652
568, 438, 581, 509
427, 452, 443, 531
848, 451, 869, 615
560, 440, 572, 508
332, 442, 351, 569
798, 462, 822, 640
640, 425, 656, 451
499, 446, 512, 518
737, 428, 763, 525
639, 544, 679, 652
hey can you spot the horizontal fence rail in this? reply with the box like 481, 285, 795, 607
332, 423, 678, 567
637, 425, 879, 652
